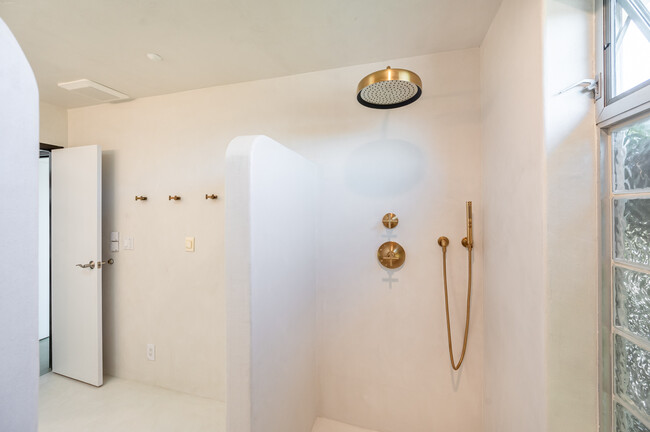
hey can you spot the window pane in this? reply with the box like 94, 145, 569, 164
614, 198, 650, 267
615, 266, 650, 342
609, 0, 650, 100
616, 403, 650, 432
613, 116, 650, 192
615, 334, 650, 418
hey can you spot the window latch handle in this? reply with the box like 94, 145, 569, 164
558, 78, 597, 94
557, 75, 600, 100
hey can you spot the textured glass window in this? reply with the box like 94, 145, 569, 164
616, 403, 650, 432
615, 335, 650, 417
613, 117, 650, 192
615, 267, 650, 342
604, 8, 650, 426
614, 198, 650, 267
608, 0, 650, 100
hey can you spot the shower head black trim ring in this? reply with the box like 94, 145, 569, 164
356, 86, 422, 109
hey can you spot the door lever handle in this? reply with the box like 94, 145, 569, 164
97, 259, 114, 268
76, 261, 95, 269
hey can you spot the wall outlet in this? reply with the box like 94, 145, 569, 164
147, 343, 155, 361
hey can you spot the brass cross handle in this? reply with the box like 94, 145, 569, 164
382, 213, 399, 229
205, 194, 218, 200
169, 195, 181, 201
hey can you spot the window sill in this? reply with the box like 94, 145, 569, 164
597, 84, 650, 128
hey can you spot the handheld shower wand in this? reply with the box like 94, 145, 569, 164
437, 201, 474, 371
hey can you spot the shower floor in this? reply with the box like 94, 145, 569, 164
39, 372, 380, 432
313, 418, 379, 432
38, 373, 225, 431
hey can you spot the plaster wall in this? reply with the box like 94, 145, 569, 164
40, 101, 67, 147
544, 1, 599, 429
0, 17, 39, 432
481, 1, 600, 431
480, 1, 547, 431
68, 49, 484, 429
225, 135, 317, 432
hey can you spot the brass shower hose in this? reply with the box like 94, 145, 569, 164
438, 236, 472, 371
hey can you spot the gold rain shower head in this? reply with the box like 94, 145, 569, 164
356, 66, 422, 109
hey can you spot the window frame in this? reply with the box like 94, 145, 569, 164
597, 1, 650, 431
597, 0, 650, 127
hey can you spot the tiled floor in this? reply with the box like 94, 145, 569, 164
38, 373, 225, 432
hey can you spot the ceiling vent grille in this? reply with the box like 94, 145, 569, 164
57, 79, 129, 102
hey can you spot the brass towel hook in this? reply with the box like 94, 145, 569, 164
205, 194, 218, 200
169, 195, 181, 201
135, 196, 147, 201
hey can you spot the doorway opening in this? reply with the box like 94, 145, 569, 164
39, 143, 62, 376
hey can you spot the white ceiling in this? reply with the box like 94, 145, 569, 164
0, 0, 502, 108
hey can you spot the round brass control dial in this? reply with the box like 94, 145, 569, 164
377, 241, 406, 269
382, 213, 399, 228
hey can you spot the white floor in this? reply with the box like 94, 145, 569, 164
38, 372, 379, 432
312, 418, 378, 432
38, 373, 225, 432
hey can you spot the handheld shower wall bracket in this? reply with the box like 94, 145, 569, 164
460, 201, 473, 250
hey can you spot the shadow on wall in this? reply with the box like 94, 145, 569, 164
344, 138, 425, 197
100, 150, 117, 372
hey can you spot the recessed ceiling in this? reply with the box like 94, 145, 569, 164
0, 0, 502, 109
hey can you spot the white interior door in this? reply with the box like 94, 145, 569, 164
51, 145, 103, 386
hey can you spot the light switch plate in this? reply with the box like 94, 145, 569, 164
110, 241, 119, 252
185, 237, 195, 252
123, 236, 134, 250
110, 231, 119, 242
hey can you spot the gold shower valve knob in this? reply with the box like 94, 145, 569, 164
382, 213, 399, 228
377, 241, 406, 269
